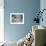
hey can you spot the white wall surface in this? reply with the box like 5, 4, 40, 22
40, 0, 46, 27
0, 0, 4, 42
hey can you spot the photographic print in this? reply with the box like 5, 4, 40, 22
10, 13, 24, 24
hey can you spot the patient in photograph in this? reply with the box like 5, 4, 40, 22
12, 15, 23, 23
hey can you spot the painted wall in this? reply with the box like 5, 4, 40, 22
4, 0, 40, 42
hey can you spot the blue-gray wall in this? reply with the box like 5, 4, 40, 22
4, 0, 40, 42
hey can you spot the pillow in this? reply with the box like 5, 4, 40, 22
17, 37, 25, 46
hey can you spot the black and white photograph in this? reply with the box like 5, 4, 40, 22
10, 13, 24, 24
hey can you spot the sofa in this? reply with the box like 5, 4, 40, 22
32, 25, 46, 46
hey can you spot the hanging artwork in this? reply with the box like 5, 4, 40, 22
10, 13, 24, 24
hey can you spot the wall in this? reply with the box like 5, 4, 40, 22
40, 0, 46, 27
4, 0, 40, 42
0, 0, 4, 42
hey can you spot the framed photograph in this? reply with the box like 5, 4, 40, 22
10, 13, 24, 24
